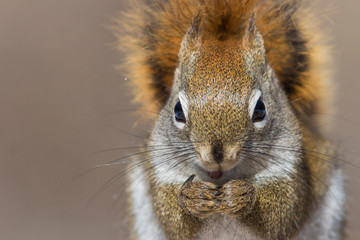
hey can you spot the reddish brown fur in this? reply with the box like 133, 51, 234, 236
116, 2, 343, 239
114, 0, 330, 120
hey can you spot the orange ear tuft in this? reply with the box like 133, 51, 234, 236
115, 0, 331, 121
242, 14, 265, 54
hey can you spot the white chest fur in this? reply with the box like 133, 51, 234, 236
129, 160, 344, 240
196, 215, 261, 240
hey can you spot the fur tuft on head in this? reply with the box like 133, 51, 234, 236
114, 0, 331, 121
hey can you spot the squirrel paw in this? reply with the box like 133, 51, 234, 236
219, 180, 256, 217
178, 180, 221, 218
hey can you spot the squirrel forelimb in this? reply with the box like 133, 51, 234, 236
117, 0, 346, 239
178, 179, 256, 218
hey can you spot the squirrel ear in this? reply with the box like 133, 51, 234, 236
178, 15, 203, 59
243, 14, 265, 54
187, 14, 203, 40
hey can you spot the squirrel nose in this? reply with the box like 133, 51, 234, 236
212, 143, 224, 164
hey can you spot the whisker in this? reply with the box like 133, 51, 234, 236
104, 122, 145, 139
103, 151, 197, 217
250, 143, 360, 169
244, 148, 342, 207
92, 142, 203, 154
84, 147, 194, 209
62, 147, 181, 191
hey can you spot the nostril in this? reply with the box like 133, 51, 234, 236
212, 143, 224, 164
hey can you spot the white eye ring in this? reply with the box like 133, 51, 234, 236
249, 89, 268, 129
173, 91, 188, 129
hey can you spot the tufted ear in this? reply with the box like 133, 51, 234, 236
187, 14, 203, 40
178, 15, 203, 62
242, 14, 265, 56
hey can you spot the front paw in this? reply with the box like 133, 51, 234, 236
219, 180, 256, 216
178, 177, 221, 218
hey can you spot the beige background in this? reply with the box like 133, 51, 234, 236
0, 0, 359, 239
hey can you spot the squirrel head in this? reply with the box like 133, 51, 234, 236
151, 16, 302, 183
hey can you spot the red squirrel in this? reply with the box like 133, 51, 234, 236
115, 0, 345, 239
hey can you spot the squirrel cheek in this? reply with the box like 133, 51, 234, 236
196, 146, 219, 169
227, 146, 239, 159
198, 146, 211, 163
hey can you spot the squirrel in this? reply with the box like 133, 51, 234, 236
114, 0, 346, 239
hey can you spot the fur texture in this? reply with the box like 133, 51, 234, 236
115, 0, 330, 119
115, 0, 344, 239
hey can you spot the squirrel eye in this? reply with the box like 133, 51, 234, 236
174, 101, 186, 123
252, 98, 266, 123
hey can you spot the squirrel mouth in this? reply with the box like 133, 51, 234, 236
207, 170, 223, 179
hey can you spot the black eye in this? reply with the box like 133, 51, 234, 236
252, 98, 266, 122
174, 101, 186, 123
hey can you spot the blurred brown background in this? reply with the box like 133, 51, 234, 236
0, 0, 359, 239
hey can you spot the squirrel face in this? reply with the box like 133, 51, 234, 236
179, 39, 265, 171
150, 19, 302, 184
